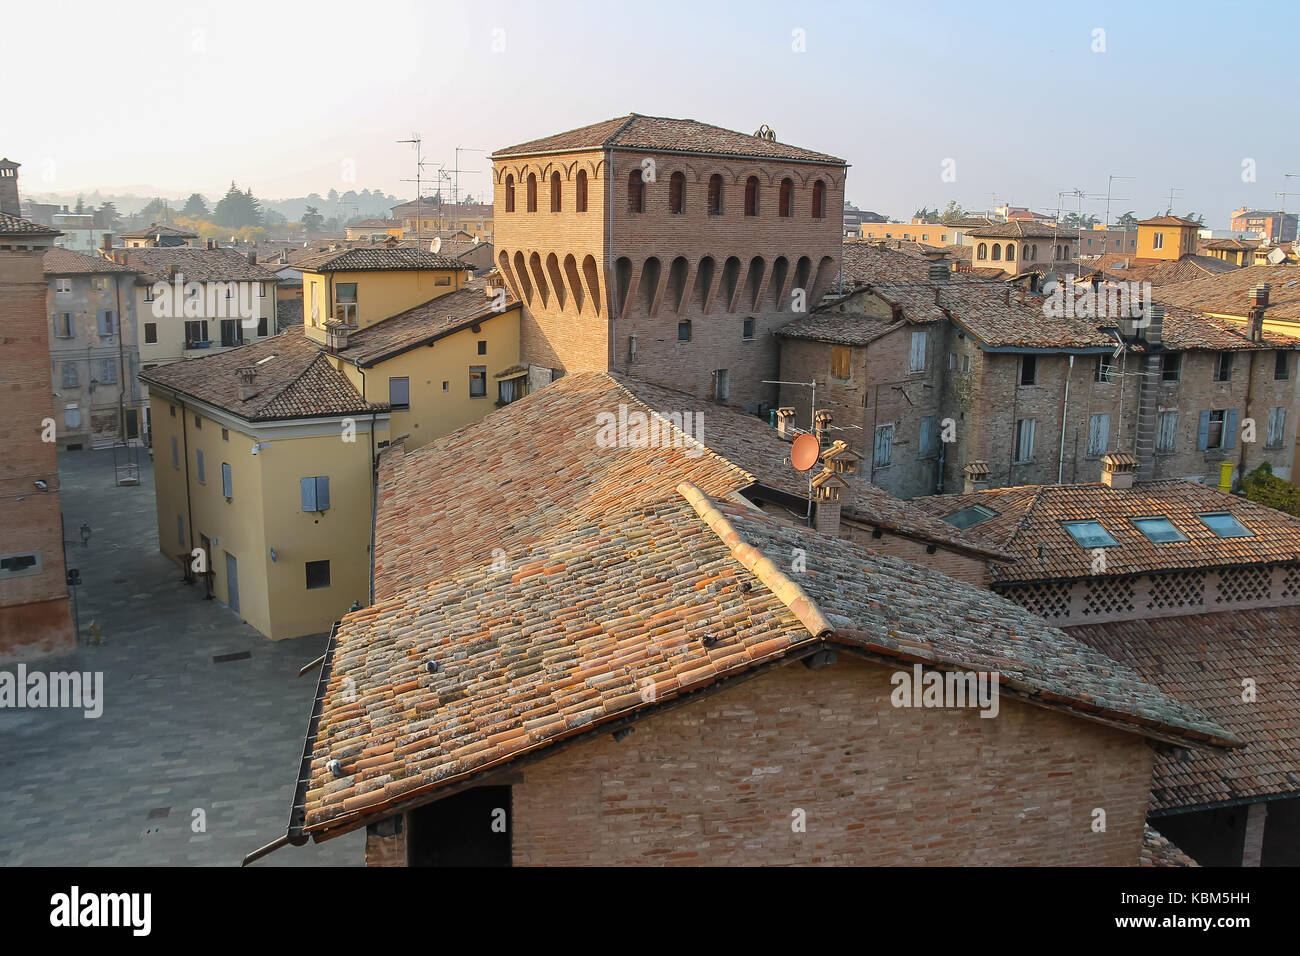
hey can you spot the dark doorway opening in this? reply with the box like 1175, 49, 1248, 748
409, 786, 511, 867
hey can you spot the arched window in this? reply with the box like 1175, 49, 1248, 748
575, 169, 588, 213
744, 176, 760, 217
550, 171, 561, 212
526, 173, 537, 212
977, 243, 988, 260
812, 179, 826, 219
778, 178, 793, 218
707, 174, 723, 216
669, 172, 685, 214
1005, 243, 1015, 261
628, 169, 644, 214
1029, 244, 1037, 261
991, 243, 1002, 261
504, 174, 515, 213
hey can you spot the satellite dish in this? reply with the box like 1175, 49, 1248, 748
1268, 246, 1287, 264
791, 433, 820, 471
430, 236, 442, 253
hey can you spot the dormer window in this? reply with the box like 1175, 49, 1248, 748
1062, 520, 1118, 549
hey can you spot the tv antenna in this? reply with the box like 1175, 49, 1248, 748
453, 147, 489, 207
397, 134, 434, 243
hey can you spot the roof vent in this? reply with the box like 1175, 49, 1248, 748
236, 366, 259, 401
753, 124, 777, 141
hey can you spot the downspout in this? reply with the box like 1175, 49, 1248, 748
1058, 354, 1073, 483
179, 396, 195, 559
607, 146, 615, 372
357, 363, 377, 605
1240, 349, 1256, 485
114, 274, 127, 438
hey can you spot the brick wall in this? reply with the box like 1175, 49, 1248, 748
364, 819, 408, 866
839, 517, 988, 585
509, 654, 1154, 865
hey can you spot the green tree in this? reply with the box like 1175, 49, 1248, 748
1062, 211, 1099, 230
1115, 211, 1138, 229
213, 182, 263, 228
94, 201, 121, 231
74, 195, 85, 215
1182, 211, 1206, 226
302, 206, 324, 232
913, 206, 939, 221
182, 193, 209, 217
140, 197, 172, 222
939, 200, 967, 224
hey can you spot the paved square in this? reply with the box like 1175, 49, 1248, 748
0, 448, 362, 866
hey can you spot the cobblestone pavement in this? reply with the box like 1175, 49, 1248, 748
0, 448, 361, 866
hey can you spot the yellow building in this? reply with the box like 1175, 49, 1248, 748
1136, 216, 1200, 260
392, 201, 493, 241
141, 334, 389, 639
344, 219, 404, 241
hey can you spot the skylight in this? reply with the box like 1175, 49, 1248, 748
1061, 520, 1118, 549
944, 504, 997, 530
1131, 516, 1189, 544
1198, 512, 1253, 538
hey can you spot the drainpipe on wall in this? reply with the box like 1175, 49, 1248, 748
607, 146, 616, 373
114, 274, 128, 439
1058, 354, 1073, 484
179, 396, 195, 560
1240, 350, 1257, 486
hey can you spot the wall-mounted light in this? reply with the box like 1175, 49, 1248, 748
269, 547, 277, 562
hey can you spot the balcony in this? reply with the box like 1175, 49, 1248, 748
184, 340, 212, 350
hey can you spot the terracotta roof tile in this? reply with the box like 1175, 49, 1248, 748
295, 247, 469, 273
339, 287, 519, 367
120, 222, 198, 239
1140, 825, 1200, 866
43, 247, 137, 275
1156, 264, 1300, 321
0, 212, 59, 237
117, 246, 279, 283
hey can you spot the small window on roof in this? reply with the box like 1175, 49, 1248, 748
1062, 520, 1118, 548
1198, 512, 1253, 538
944, 504, 997, 530
1131, 517, 1189, 543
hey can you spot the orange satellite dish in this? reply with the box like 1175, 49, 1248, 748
790, 433, 820, 471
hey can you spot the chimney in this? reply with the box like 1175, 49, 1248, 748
236, 367, 259, 401
1099, 452, 1137, 490
928, 260, 951, 283
0, 158, 20, 217
247, 250, 257, 265
100, 233, 113, 253
962, 460, 991, 494
167, 263, 178, 279
811, 467, 849, 535
1143, 303, 1164, 346
1249, 283, 1270, 342
1004, 286, 1011, 305
775, 407, 798, 440
814, 409, 833, 445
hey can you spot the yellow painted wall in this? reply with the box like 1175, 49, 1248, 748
303, 267, 466, 343
1137, 223, 1197, 260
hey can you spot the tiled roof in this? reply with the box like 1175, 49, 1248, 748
348, 218, 401, 228
1140, 825, 1199, 866
1074, 606, 1300, 811
43, 247, 137, 275
840, 241, 935, 285
945, 216, 995, 228
944, 243, 973, 261
276, 298, 303, 331
0, 212, 59, 237
1202, 238, 1261, 252
339, 287, 520, 367
120, 222, 198, 238
1143, 303, 1300, 351
299, 480, 1232, 838
967, 221, 1076, 239
1156, 264, 1300, 321
493, 113, 845, 165
117, 247, 280, 283
1138, 215, 1202, 228
1085, 253, 1238, 286
912, 479, 1300, 584
390, 200, 493, 218
294, 247, 469, 273
139, 332, 386, 422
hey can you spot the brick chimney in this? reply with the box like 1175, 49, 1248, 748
100, 233, 113, 254
236, 366, 260, 401
247, 250, 257, 265
962, 460, 991, 493
1249, 283, 1270, 343
1099, 452, 1138, 490
814, 409, 833, 445
927, 260, 951, 283
811, 468, 849, 535
0, 158, 20, 217
775, 407, 797, 440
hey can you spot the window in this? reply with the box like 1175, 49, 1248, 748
336, 282, 357, 303
171, 436, 179, 469
873, 423, 894, 466
257, 314, 268, 337
194, 414, 202, 429
498, 378, 521, 404
526, 173, 537, 212
1062, 520, 1118, 549
812, 180, 825, 219
713, 369, 729, 403
1198, 409, 1238, 451
550, 171, 561, 212
219, 319, 243, 347
185, 320, 209, 347
144, 285, 155, 302
100, 359, 117, 384
54, 313, 73, 338
1005, 244, 1015, 261
961, 354, 970, 372
470, 366, 487, 397
1152, 232, 1164, 250
1198, 512, 1253, 538
1095, 354, 1117, 383
1019, 355, 1037, 386
1276, 351, 1291, 380
221, 428, 228, 441
831, 345, 851, 379
991, 244, 1002, 261
176, 514, 185, 549
1014, 418, 1036, 462
778, 178, 793, 218
1214, 353, 1233, 382
948, 352, 957, 371
918, 416, 939, 458
169, 404, 175, 417
669, 172, 685, 214
220, 462, 232, 498
0, 551, 41, 577
442, 381, 448, 392
977, 243, 988, 260
944, 504, 997, 529
909, 330, 927, 372
1157, 410, 1178, 453
476, 340, 487, 356
389, 377, 410, 410
310, 284, 319, 322
1132, 517, 1189, 543
259, 282, 267, 298
97, 310, 116, 335
575, 170, 588, 213
743, 176, 759, 217
707, 174, 723, 216
1267, 406, 1287, 449
64, 404, 80, 428
144, 322, 157, 344
627, 169, 644, 214
56, 278, 72, 293
678, 320, 691, 342
1087, 413, 1110, 457
300, 476, 331, 512
1161, 353, 1181, 382
196, 448, 206, 483
305, 560, 331, 590
742, 317, 755, 341
61, 362, 78, 387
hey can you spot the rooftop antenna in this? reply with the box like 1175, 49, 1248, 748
453, 147, 489, 208
1275, 174, 1300, 242
1103, 174, 1134, 229
1164, 186, 1182, 216
397, 134, 430, 244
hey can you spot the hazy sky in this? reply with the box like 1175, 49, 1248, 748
5, 0, 1295, 226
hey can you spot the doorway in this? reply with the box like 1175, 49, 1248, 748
225, 552, 239, 614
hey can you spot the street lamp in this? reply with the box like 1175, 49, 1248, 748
79, 523, 92, 547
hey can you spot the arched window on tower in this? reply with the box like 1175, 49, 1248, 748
977, 243, 988, 260
1005, 243, 1015, 261
575, 169, 588, 213
669, 172, 685, 214
707, 174, 723, 216
526, 173, 537, 212
744, 176, 760, 217
504, 174, 515, 213
779, 178, 793, 218
991, 243, 1002, 261
628, 168, 645, 214
550, 171, 561, 212
812, 179, 826, 219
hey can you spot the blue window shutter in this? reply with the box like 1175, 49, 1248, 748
316, 477, 330, 511
1225, 409, 1239, 449
221, 462, 232, 497
196, 449, 205, 483
1196, 411, 1211, 450
300, 477, 316, 512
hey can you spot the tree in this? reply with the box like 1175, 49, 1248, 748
939, 200, 967, 224
182, 193, 209, 217
1182, 211, 1206, 226
213, 182, 264, 229
74, 195, 85, 215
327, 188, 339, 204
1062, 211, 1099, 230
302, 206, 324, 232
94, 202, 121, 231
140, 197, 172, 222
1115, 211, 1138, 230
914, 206, 939, 221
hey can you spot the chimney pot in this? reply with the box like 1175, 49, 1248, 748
236, 366, 259, 400
962, 460, 991, 494
247, 250, 256, 265
1099, 452, 1137, 490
